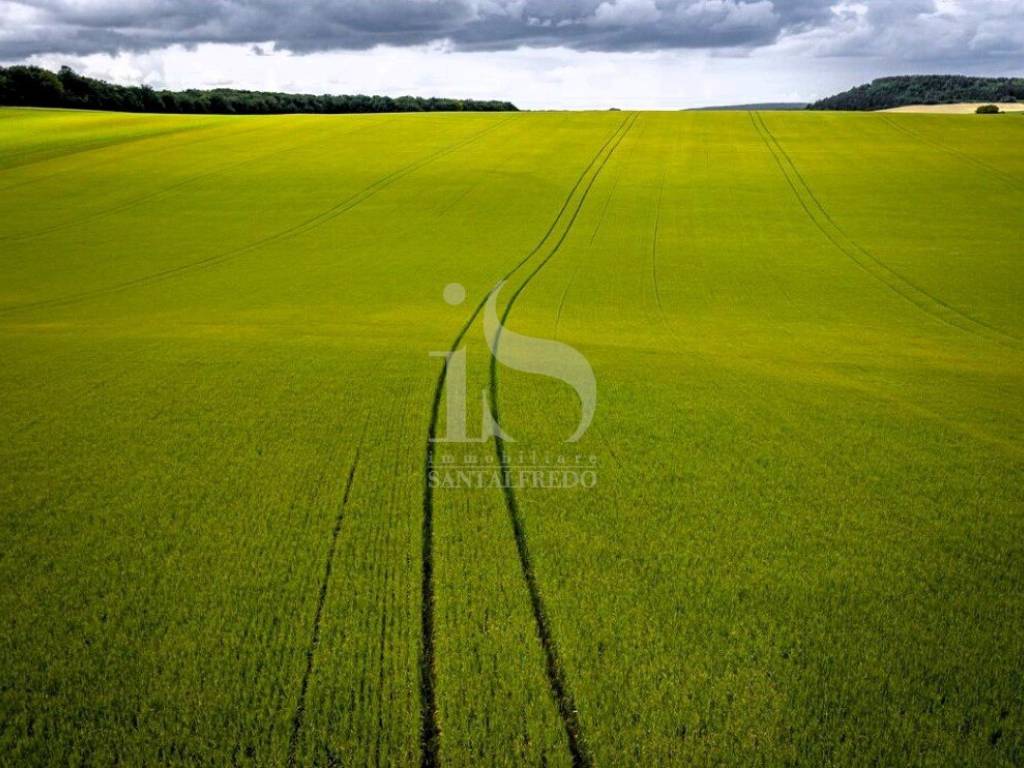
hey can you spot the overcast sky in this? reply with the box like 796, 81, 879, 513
2, 1, 1022, 108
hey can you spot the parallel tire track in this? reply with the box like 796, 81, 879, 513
0, 117, 512, 316
879, 114, 1023, 192
0, 121, 221, 186
419, 113, 635, 768
750, 111, 1022, 351
287, 423, 367, 768
0, 117, 399, 244
486, 112, 638, 768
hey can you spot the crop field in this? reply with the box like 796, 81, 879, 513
1, 106, 1022, 766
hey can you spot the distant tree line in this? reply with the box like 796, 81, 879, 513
809, 75, 1024, 111
0, 65, 518, 114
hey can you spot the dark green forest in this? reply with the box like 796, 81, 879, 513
0, 65, 518, 114
810, 75, 1024, 111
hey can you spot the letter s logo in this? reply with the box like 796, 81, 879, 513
484, 281, 597, 443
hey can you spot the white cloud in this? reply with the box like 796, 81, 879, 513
592, 0, 660, 27
2, 0, 1021, 108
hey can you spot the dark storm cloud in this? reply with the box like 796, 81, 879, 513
1, 0, 1021, 60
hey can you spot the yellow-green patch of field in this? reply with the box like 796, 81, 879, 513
0, 106, 1022, 766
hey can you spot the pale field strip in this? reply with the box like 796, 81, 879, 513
883, 102, 1024, 114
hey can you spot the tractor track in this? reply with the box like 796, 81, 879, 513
750, 111, 1022, 352
0, 120, 223, 186
486, 112, 638, 768
287, 418, 368, 768
879, 114, 1023, 192
0, 117, 400, 243
556, 116, 643, 338
0, 119, 276, 196
418, 113, 635, 768
0, 117, 512, 316
552, 262, 583, 340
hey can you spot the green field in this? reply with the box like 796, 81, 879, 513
1, 106, 1022, 766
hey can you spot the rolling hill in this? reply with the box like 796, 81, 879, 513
1, 107, 1022, 766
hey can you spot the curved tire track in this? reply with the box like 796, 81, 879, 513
287, 420, 368, 768
0, 117, 512, 316
0, 117, 400, 244
485, 112, 638, 768
750, 111, 1022, 351
879, 114, 1023, 193
0, 120, 247, 193
419, 113, 635, 768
